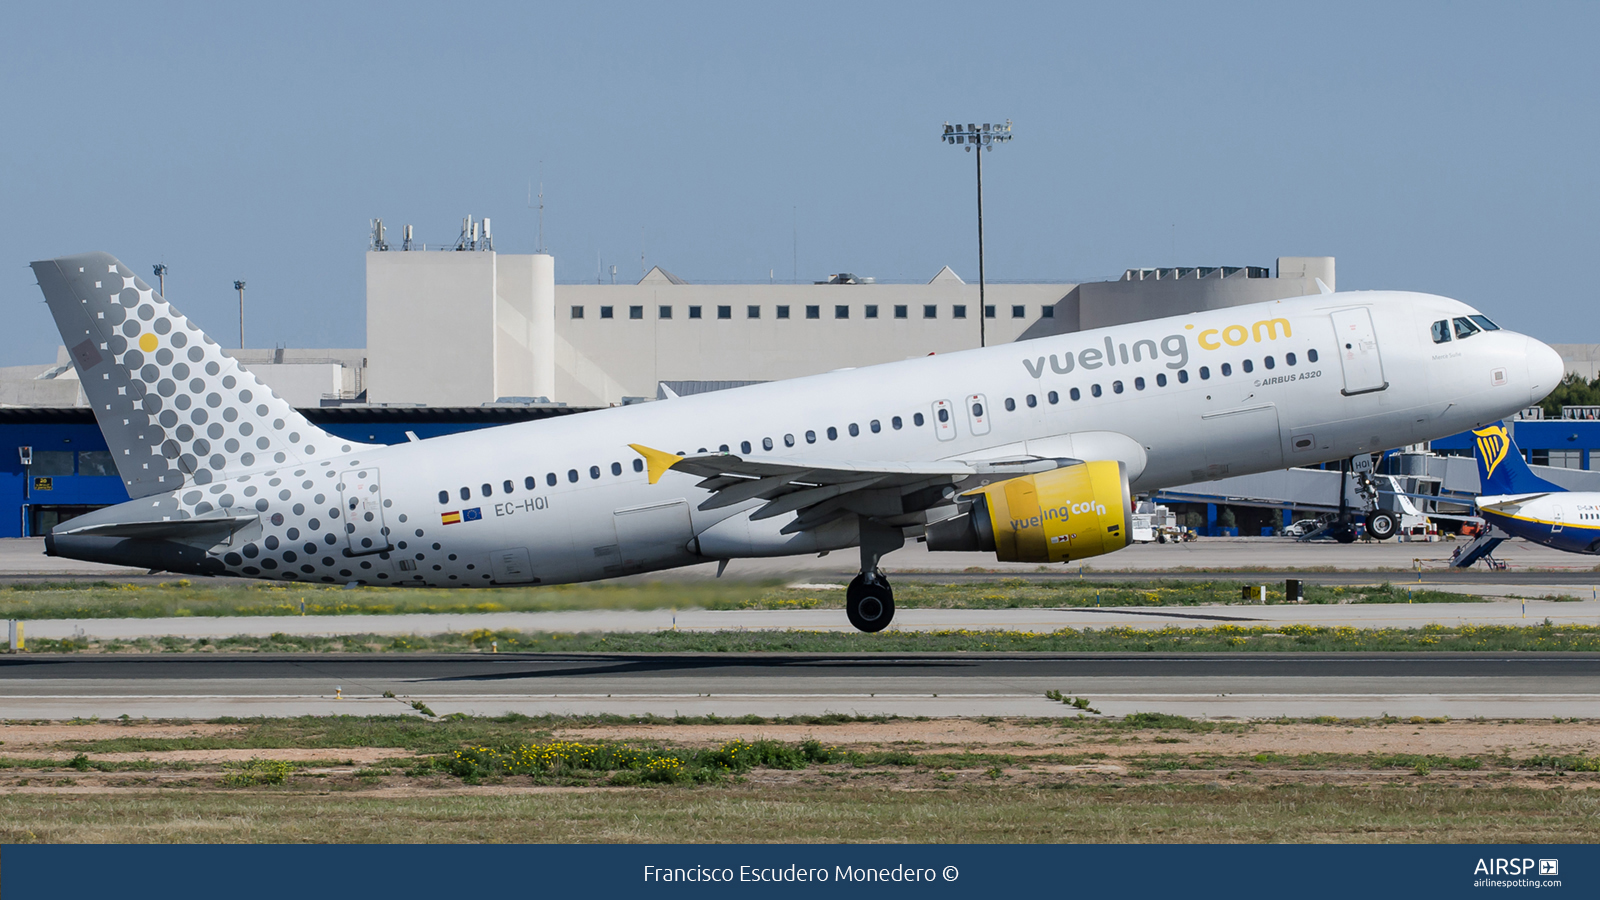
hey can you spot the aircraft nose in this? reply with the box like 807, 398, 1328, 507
1526, 337, 1564, 402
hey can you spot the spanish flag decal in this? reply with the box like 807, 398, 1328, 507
1473, 424, 1510, 480
441, 511, 462, 525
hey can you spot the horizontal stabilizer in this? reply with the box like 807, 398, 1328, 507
62, 514, 259, 541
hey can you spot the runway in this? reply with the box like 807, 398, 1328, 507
3, 652, 1595, 720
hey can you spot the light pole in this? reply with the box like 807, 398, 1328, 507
233, 281, 246, 348
940, 120, 1013, 347
152, 263, 167, 297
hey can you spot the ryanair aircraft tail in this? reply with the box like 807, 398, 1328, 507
1471, 422, 1565, 496
30, 252, 375, 500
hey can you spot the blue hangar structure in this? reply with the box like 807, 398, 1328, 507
2, 406, 583, 538
3, 405, 1596, 539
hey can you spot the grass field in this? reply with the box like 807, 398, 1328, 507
0, 714, 1594, 843
0, 578, 1486, 621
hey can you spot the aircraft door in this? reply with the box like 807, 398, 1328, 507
932, 400, 957, 441
338, 467, 393, 556
1552, 504, 1564, 533
1330, 307, 1388, 396
964, 394, 991, 436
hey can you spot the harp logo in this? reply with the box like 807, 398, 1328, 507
1473, 425, 1510, 480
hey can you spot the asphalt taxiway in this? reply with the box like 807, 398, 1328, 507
1, 652, 1595, 720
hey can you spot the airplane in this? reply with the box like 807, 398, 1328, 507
31, 252, 1562, 631
1467, 421, 1600, 555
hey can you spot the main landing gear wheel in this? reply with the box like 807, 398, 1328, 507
1365, 510, 1398, 541
1333, 521, 1358, 544
846, 571, 895, 633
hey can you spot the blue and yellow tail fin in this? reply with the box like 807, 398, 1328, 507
1472, 422, 1565, 495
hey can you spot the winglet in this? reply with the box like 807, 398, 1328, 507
629, 444, 684, 485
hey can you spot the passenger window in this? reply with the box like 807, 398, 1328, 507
785, 433, 796, 447
719, 444, 729, 452
1156, 373, 1166, 387
438, 490, 449, 504
741, 441, 751, 453
1200, 366, 1210, 380
633, 459, 644, 472
870, 420, 881, 433
1470, 315, 1500, 331
1026, 394, 1037, 407
1003, 398, 1014, 412
1091, 384, 1102, 398
1178, 370, 1188, 383
589, 466, 601, 479
1070, 388, 1080, 401
1308, 349, 1319, 363
892, 416, 903, 429
1221, 363, 1232, 376
913, 412, 925, 426
524, 476, 536, 490
567, 469, 578, 483
481, 483, 492, 496
806, 430, 816, 443
503, 480, 514, 494
1242, 360, 1253, 373
848, 424, 859, 437
611, 462, 622, 476
1047, 391, 1058, 404
1264, 356, 1275, 369
937, 408, 949, 422
1453, 317, 1481, 339
547, 473, 557, 486
827, 427, 838, 440
763, 437, 774, 450
1134, 377, 1145, 390
1286, 352, 1297, 366
459, 487, 470, 501
1431, 320, 1451, 343
1112, 381, 1123, 394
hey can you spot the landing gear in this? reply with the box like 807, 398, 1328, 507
1365, 510, 1398, 541
849, 517, 904, 632
1333, 520, 1358, 544
846, 570, 895, 632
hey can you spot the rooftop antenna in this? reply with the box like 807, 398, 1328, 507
527, 166, 547, 254
152, 263, 168, 297
402, 224, 413, 251
640, 226, 646, 280
369, 218, 388, 251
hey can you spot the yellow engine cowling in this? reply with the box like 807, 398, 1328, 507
928, 460, 1133, 563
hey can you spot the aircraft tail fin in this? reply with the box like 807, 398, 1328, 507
1471, 421, 1565, 496
30, 252, 375, 499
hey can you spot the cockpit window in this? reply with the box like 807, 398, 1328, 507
1453, 316, 1481, 339
1430, 320, 1451, 343
1469, 315, 1500, 331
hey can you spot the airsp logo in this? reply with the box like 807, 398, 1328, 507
1539, 859, 1559, 876
1473, 858, 1549, 876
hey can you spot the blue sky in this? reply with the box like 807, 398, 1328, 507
2, 2, 1595, 364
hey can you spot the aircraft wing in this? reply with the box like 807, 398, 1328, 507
1476, 493, 1550, 512
629, 444, 1068, 533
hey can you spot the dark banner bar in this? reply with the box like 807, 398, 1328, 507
5, 844, 1594, 899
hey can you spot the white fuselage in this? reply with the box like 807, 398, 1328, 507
67, 290, 1559, 587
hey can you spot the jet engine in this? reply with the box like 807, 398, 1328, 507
925, 460, 1133, 563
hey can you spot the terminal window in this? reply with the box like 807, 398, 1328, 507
806, 305, 820, 319
600, 306, 614, 319
629, 306, 643, 320
776, 305, 790, 319
688, 306, 702, 319
984, 305, 996, 318
570, 306, 584, 319
1011, 305, 1025, 318
953, 305, 967, 319
747, 305, 760, 318
894, 305, 908, 319
835, 305, 849, 319
77, 451, 116, 476
659, 305, 672, 319
1041, 306, 1054, 318
923, 305, 937, 319
717, 306, 732, 319
865, 305, 878, 318
30, 450, 74, 476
